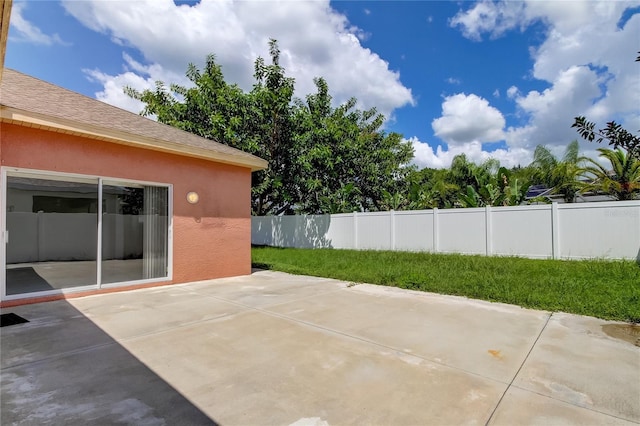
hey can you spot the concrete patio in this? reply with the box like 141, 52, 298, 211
1, 270, 638, 425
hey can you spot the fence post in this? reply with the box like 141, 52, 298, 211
37, 211, 43, 262
485, 205, 492, 256
551, 202, 560, 259
433, 208, 439, 253
353, 211, 358, 250
390, 209, 396, 250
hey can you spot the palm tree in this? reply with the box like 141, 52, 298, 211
580, 148, 640, 200
532, 140, 585, 203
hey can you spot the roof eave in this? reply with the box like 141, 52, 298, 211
0, 106, 269, 172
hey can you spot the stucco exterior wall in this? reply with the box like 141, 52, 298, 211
1, 123, 252, 289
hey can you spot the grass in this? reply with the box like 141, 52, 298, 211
252, 247, 640, 322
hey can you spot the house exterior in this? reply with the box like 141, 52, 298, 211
0, 68, 267, 306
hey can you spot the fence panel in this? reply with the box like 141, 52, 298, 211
295, 215, 332, 248
492, 205, 552, 258
325, 214, 355, 249
395, 210, 434, 252
438, 208, 486, 255
558, 202, 640, 259
357, 212, 391, 250
251, 216, 273, 246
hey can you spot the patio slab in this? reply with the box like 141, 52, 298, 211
2, 270, 638, 425
117, 311, 505, 425
266, 283, 550, 383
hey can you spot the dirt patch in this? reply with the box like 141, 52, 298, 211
601, 324, 640, 347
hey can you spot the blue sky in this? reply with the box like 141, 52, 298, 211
6, 0, 640, 168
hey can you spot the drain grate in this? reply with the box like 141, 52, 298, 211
0, 313, 29, 327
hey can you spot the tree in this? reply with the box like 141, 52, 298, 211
127, 40, 413, 215
249, 40, 300, 216
290, 77, 413, 214
405, 167, 459, 209
580, 148, 640, 200
531, 141, 585, 203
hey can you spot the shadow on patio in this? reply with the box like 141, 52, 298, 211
1, 297, 218, 425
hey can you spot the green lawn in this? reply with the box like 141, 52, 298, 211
251, 247, 640, 322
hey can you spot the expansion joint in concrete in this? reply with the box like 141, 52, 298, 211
484, 311, 553, 425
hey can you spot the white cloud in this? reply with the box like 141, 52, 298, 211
408, 137, 532, 169
10, 2, 69, 46
61, 0, 414, 117
432, 93, 505, 146
449, 1, 528, 41
83, 53, 189, 115
411, 92, 531, 169
448, 0, 640, 162
506, 65, 603, 149
446, 77, 461, 85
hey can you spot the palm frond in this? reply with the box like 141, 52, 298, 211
563, 140, 580, 163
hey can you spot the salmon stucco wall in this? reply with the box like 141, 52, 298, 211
1, 123, 253, 286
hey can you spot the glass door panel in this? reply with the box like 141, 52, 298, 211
101, 182, 168, 284
5, 174, 98, 295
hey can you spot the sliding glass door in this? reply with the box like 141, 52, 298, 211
5, 174, 99, 295
101, 182, 169, 284
3, 169, 171, 299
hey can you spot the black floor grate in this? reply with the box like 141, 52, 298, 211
1, 313, 30, 327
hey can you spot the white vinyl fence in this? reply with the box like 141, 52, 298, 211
6, 212, 143, 263
252, 200, 640, 260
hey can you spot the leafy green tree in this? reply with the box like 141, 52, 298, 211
405, 167, 458, 209
580, 148, 640, 200
249, 40, 300, 215
127, 40, 413, 215
293, 77, 413, 214
531, 141, 585, 203
319, 182, 361, 214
